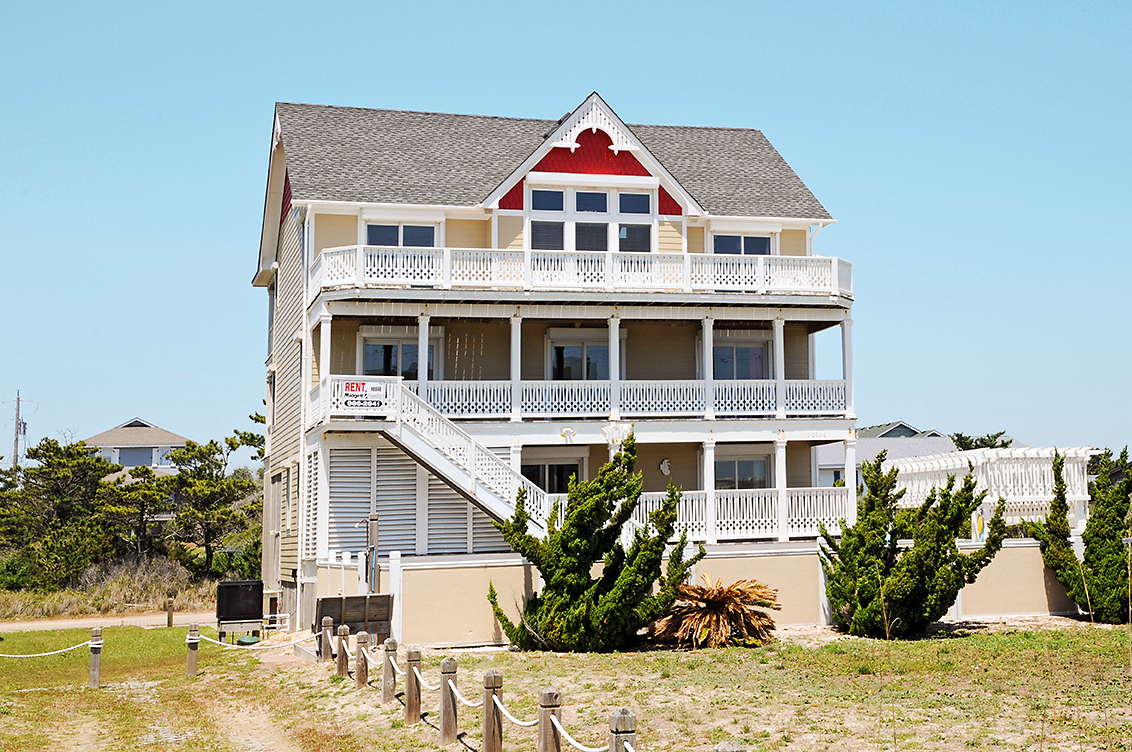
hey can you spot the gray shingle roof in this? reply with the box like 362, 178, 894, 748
84, 419, 188, 448
275, 102, 831, 220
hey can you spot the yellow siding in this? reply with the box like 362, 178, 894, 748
635, 443, 700, 493
687, 226, 705, 253
280, 531, 299, 582
624, 321, 697, 380
658, 221, 683, 254
446, 219, 490, 249
497, 216, 524, 250
784, 323, 810, 379
314, 213, 357, 257
331, 317, 360, 375
445, 319, 510, 380
780, 229, 807, 256
786, 441, 812, 488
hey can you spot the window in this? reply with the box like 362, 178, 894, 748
531, 190, 564, 211
620, 193, 650, 214
619, 224, 651, 252
521, 463, 579, 494
552, 343, 609, 380
713, 235, 770, 255
363, 342, 434, 380
366, 224, 436, 247
576, 192, 607, 213
715, 458, 769, 490
575, 222, 608, 251
713, 345, 767, 379
531, 221, 565, 250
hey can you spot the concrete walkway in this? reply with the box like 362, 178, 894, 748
0, 610, 215, 633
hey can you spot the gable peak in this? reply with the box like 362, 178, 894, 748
548, 94, 638, 155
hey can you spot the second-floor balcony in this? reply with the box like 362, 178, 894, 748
310, 245, 853, 301
310, 375, 848, 426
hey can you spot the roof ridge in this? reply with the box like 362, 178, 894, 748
276, 101, 556, 125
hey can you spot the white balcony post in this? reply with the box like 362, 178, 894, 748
418, 314, 430, 399
702, 317, 715, 420
702, 439, 717, 545
319, 313, 332, 386
510, 315, 522, 422
609, 316, 621, 421
775, 437, 789, 542
844, 437, 857, 526
443, 247, 452, 289
774, 319, 786, 419
841, 319, 855, 419
356, 245, 364, 287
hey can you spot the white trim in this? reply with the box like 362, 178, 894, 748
526, 172, 659, 189
709, 219, 783, 234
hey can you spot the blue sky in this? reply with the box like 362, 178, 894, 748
1, 0, 1128, 466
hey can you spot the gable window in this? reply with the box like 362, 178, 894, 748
531, 190, 564, 211
619, 224, 651, 252
619, 193, 650, 214
713, 235, 770, 255
531, 221, 565, 250
366, 224, 436, 247
576, 192, 607, 213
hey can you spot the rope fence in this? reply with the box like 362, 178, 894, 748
450, 678, 483, 708
493, 694, 539, 727
0, 640, 93, 658
413, 664, 441, 691
551, 714, 611, 752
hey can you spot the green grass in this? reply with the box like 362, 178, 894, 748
0, 623, 1129, 751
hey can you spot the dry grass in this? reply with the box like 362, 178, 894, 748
0, 557, 215, 620
654, 574, 781, 648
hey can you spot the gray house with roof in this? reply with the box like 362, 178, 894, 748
254, 93, 858, 640
84, 418, 188, 476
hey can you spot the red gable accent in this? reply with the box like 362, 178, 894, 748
280, 172, 292, 226
659, 186, 682, 216
499, 179, 524, 210
533, 128, 650, 176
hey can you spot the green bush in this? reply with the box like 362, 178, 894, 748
488, 435, 704, 652
1027, 449, 1131, 623
820, 451, 1006, 638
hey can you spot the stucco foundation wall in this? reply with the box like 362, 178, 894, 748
401, 561, 536, 645
696, 552, 822, 625
956, 542, 1077, 617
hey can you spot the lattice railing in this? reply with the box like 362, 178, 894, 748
714, 380, 777, 415
716, 489, 779, 540
620, 381, 705, 417
786, 487, 847, 537
521, 381, 611, 416
425, 381, 511, 418
784, 380, 847, 414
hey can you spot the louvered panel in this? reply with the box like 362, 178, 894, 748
375, 448, 417, 556
428, 476, 469, 554
471, 507, 510, 553
302, 450, 319, 560
328, 449, 372, 554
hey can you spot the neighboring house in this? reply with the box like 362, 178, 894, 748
253, 93, 858, 638
84, 418, 188, 478
816, 421, 958, 487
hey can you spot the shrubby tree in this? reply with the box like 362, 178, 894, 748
488, 435, 704, 652
96, 465, 173, 556
820, 451, 1006, 638
1027, 449, 1131, 623
950, 430, 1011, 451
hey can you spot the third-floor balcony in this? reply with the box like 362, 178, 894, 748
309, 245, 852, 302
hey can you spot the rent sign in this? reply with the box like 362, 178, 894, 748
340, 380, 387, 413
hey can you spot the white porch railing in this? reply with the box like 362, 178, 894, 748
521, 381, 611, 417
714, 380, 777, 416
620, 381, 705, 417
785, 380, 847, 414
786, 487, 848, 538
424, 381, 511, 418
312, 245, 852, 298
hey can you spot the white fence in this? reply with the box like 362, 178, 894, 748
310, 245, 853, 301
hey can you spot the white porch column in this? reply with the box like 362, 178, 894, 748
843, 437, 857, 526
510, 314, 522, 422
609, 315, 621, 421
417, 313, 430, 398
702, 439, 717, 545
319, 313, 332, 386
702, 317, 715, 420
775, 437, 789, 542
841, 319, 854, 419
774, 319, 786, 419
509, 442, 522, 473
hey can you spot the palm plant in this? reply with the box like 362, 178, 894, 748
653, 574, 780, 648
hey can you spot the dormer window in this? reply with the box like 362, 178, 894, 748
366, 224, 436, 247
576, 192, 607, 213
531, 190, 564, 211
713, 235, 770, 255
619, 193, 650, 214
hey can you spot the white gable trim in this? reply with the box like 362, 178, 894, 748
482, 93, 704, 217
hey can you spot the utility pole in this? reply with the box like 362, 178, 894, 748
11, 391, 20, 469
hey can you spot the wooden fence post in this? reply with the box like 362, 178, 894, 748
439, 657, 457, 744
538, 687, 561, 752
608, 708, 636, 752
336, 625, 350, 678
186, 623, 199, 678
355, 631, 369, 689
405, 647, 421, 724
88, 627, 102, 689
482, 670, 503, 752
382, 638, 398, 703
166, 597, 174, 628
319, 616, 333, 663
